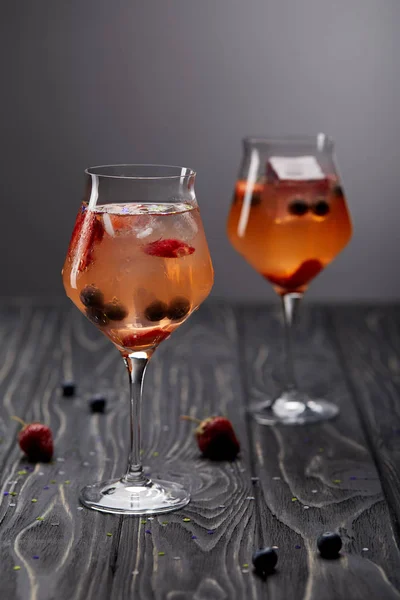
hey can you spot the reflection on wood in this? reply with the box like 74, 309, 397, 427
0, 300, 398, 599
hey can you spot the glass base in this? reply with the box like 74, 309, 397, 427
80, 477, 190, 515
250, 390, 339, 426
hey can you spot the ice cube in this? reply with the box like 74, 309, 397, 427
173, 211, 198, 240
136, 227, 154, 239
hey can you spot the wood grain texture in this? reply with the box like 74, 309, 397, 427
0, 300, 261, 600
0, 300, 122, 600
0, 300, 399, 600
111, 302, 261, 600
331, 306, 400, 543
239, 303, 400, 600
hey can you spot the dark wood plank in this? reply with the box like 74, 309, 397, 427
239, 303, 400, 600
112, 302, 262, 600
331, 306, 400, 542
0, 301, 262, 600
2, 300, 400, 600
0, 300, 123, 600
0, 302, 59, 466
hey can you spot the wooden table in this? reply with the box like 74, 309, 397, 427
0, 299, 399, 600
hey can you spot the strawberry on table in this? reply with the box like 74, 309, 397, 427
12, 416, 54, 462
181, 415, 240, 460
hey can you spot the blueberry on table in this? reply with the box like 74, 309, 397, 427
167, 297, 191, 321
288, 199, 309, 216
312, 200, 330, 217
317, 532, 342, 558
80, 285, 104, 308
103, 301, 128, 321
85, 307, 109, 327
61, 381, 76, 397
90, 396, 107, 413
144, 300, 168, 322
252, 547, 278, 575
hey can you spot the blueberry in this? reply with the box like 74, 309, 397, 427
80, 285, 104, 308
251, 191, 262, 206
61, 380, 76, 397
252, 547, 278, 575
167, 297, 191, 321
85, 307, 109, 327
333, 184, 344, 197
288, 199, 309, 216
90, 395, 106, 413
313, 200, 330, 217
103, 301, 128, 321
317, 532, 342, 558
144, 300, 168, 322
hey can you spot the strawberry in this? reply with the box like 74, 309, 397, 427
181, 415, 240, 461
265, 259, 323, 292
112, 328, 171, 351
68, 204, 104, 271
68, 203, 87, 256
144, 239, 195, 258
12, 417, 53, 462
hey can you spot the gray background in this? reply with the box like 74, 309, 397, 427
1, 0, 399, 301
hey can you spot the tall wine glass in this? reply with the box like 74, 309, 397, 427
227, 135, 352, 425
62, 165, 214, 513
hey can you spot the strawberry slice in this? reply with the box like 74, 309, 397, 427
265, 259, 323, 291
113, 328, 171, 351
68, 203, 87, 256
144, 239, 195, 258
79, 215, 104, 271
68, 204, 104, 271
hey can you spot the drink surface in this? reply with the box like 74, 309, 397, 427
227, 177, 352, 294
63, 202, 214, 352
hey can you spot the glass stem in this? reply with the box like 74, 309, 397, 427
281, 293, 302, 393
122, 351, 151, 484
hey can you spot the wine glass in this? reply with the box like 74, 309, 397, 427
62, 164, 214, 513
227, 134, 352, 425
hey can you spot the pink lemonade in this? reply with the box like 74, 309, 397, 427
227, 177, 352, 295
63, 202, 214, 354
